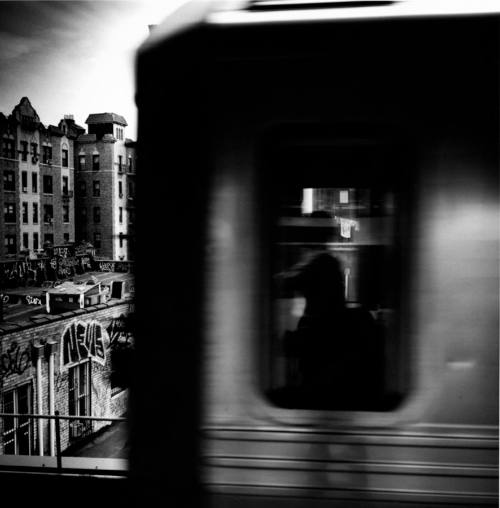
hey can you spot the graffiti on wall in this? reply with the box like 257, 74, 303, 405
61, 320, 108, 368
0, 341, 31, 382
107, 314, 134, 348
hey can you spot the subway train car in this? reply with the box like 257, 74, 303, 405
134, 1, 499, 507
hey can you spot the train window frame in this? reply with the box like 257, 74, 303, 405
256, 124, 415, 424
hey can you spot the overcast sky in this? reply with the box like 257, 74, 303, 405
0, 0, 188, 139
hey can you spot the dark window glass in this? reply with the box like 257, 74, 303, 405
63, 205, 69, 223
44, 204, 53, 223
64, 233, 70, 243
22, 202, 28, 224
3, 139, 15, 159
33, 203, 38, 224
265, 136, 406, 412
3, 171, 15, 191
22, 232, 29, 249
94, 232, 101, 248
43, 175, 53, 194
79, 180, 86, 197
20, 141, 28, 161
93, 180, 100, 197
21, 171, 27, 192
62, 176, 69, 195
93, 206, 100, 223
1, 384, 32, 455
33, 232, 39, 251
62, 149, 68, 167
42, 146, 52, 164
92, 154, 100, 171
32, 172, 38, 193
118, 180, 123, 198
4, 235, 16, 254
79, 155, 86, 170
4, 203, 15, 223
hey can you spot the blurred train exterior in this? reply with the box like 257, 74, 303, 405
135, 2, 499, 507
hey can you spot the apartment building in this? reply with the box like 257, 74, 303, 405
0, 97, 83, 258
75, 113, 136, 260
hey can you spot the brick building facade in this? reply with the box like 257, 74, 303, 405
75, 114, 136, 261
0, 98, 137, 263
0, 299, 132, 455
0, 98, 84, 258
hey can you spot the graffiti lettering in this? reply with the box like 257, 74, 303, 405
61, 320, 108, 368
25, 295, 43, 306
0, 342, 31, 382
99, 262, 115, 272
107, 315, 134, 348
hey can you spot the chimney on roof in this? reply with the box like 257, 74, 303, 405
64, 114, 74, 120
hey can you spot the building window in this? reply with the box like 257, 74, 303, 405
78, 180, 86, 197
3, 171, 15, 191
32, 203, 38, 224
43, 204, 53, 224
4, 203, 15, 223
4, 235, 16, 254
118, 155, 123, 172
79, 154, 86, 171
63, 205, 70, 223
93, 180, 100, 197
62, 175, 69, 195
94, 232, 101, 249
20, 141, 28, 161
80, 207, 87, 220
21, 171, 28, 193
116, 127, 123, 140
64, 232, 70, 243
128, 181, 134, 198
68, 362, 91, 440
264, 137, 406, 412
22, 233, 29, 250
128, 156, 133, 171
42, 146, 52, 164
30, 143, 38, 163
93, 206, 101, 223
43, 175, 53, 194
118, 180, 123, 198
92, 154, 100, 171
62, 148, 68, 167
2, 384, 32, 455
32, 172, 38, 193
119, 233, 123, 248
33, 232, 39, 251
22, 202, 28, 224
44, 233, 53, 246
119, 207, 123, 224
2, 139, 15, 159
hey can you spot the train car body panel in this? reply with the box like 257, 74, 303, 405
136, 2, 498, 506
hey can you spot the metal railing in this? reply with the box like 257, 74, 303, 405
0, 412, 127, 473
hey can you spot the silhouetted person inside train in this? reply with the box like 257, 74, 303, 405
282, 210, 384, 409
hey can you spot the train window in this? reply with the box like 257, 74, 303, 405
265, 131, 407, 411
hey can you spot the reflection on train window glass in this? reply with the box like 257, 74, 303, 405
268, 186, 403, 411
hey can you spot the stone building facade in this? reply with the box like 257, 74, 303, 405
0, 97, 83, 259
0, 98, 136, 263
